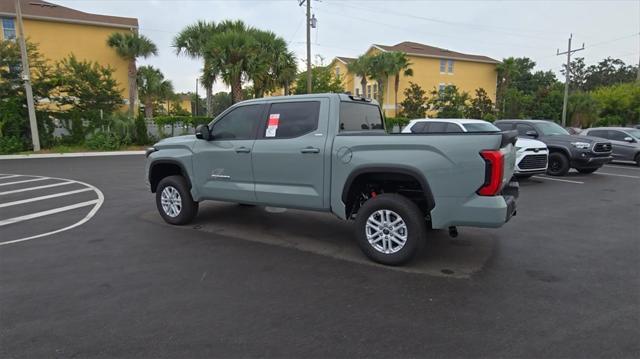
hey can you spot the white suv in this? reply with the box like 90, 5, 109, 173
402, 119, 548, 178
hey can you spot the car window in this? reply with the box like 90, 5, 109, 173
494, 122, 513, 131
608, 130, 628, 141
536, 121, 570, 136
427, 122, 448, 132
211, 105, 262, 140
626, 129, 640, 139
587, 130, 608, 138
410, 122, 426, 133
339, 102, 384, 131
462, 123, 500, 132
264, 101, 320, 139
446, 123, 464, 133
516, 123, 536, 136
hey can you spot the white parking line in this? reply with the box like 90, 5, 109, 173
0, 175, 21, 180
0, 177, 50, 187
0, 188, 93, 208
532, 176, 584, 184
0, 199, 99, 227
605, 164, 640, 170
0, 175, 104, 246
595, 172, 640, 179
0, 181, 74, 196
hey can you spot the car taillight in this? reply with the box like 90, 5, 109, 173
477, 150, 504, 196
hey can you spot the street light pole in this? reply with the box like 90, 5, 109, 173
15, 0, 40, 151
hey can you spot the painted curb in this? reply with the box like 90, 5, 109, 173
0, 151, 145, 160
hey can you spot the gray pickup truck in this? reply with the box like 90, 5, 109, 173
146, 94, 518, 265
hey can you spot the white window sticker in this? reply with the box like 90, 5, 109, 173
266, 113, 280, 137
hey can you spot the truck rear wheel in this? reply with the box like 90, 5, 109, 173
547, 152, 570, 176
354, 194, 426, 265
156, 175, 198, 225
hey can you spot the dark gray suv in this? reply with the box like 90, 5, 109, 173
495, 120, 613, 176
581, 127, 640, 166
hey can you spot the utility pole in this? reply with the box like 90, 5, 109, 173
195, 78, 199, 117
300, 0, 312, 94
557, 34, 584, 127
15, 0, 40, 151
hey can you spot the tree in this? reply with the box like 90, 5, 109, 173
106, 32, 158, 117
592, 82, 640, 125
465, 88, 494, 120
210, 91, 232, 117
293, 65, 343, 94
347, 54, 372, 98
387, 52, 413, 116
367, 51, 396, 104
399, 82, 428, 118
173, 20, 218, 116
248, 29, 297, 98
137, 65, 174, 118
428, 85, 470, 118
567, 91, 599, 127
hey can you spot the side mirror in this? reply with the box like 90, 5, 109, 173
624, 136, 634, 143
525, 130, 538, 138
195, 124, 211, 140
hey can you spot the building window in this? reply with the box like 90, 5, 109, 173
438, 83, 446, 94
367, 85, 372, 99
372, 83, 378, 100
440, 59, 446, 73
335, 66, 340, 78
447, 59, 454, 73
2, 18, 16, 40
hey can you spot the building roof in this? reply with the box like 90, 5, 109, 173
0, 0, 138, 29
335, 56, 356, 64
372, 41, 499, 64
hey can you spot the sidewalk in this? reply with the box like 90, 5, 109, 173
0, 151, 145, 160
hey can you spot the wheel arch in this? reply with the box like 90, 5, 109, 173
148, 160, 192, 193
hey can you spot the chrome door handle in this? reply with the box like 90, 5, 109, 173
300, 147, 320, 154
235, 147, 251, 153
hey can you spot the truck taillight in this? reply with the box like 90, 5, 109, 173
477, 150, 504, 196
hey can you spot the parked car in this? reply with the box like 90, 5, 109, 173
581, 127, 640, 166
402, 119, 548, 178
146, 94, 519, 265
494, 120, 613, 176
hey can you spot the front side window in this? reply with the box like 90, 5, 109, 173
536, 121, 569, 136
339, 102, 384, 132
516, 123, 536, 136
608, 130, 628, 142
495, 122, 514, 131
210, 105, 262, 140
264, 101, 320, 139
2, 18, 16, 40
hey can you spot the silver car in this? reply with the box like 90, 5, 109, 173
582, 127, 640, 166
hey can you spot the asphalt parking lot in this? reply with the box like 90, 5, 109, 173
1, 156, 639, 358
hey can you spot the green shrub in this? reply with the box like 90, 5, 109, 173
85, 131, 121, 151
385, 117, 410, 133
0, 136, 25, 154
134, 116, 150, 145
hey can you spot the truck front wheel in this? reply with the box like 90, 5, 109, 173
354, 194, 426, 265
156, 175, 198, 225
547, 152, 570, 176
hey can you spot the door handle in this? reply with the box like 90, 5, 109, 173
300, 147, 320, 154
235, 147, 251, 153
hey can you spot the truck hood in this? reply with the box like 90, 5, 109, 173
155, 135, 197, 149
539, 134, 606, 144
516, 137, 546, 149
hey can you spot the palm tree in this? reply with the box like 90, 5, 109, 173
173, 20, 217, 117
387, 52, 413, 116
107, 32, 158, 117
368, 51, 395, 105
347, 54, 372, 98
496, 57, 519, 116
204, 21, 257, 104
137, 65, 174, 119
248, 29, 297, 97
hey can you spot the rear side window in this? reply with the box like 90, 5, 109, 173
587, 130, 608, 138
446, 123, 464, 133
462, 123, 499, 132
339, 102, 384, 131
516, 123, 536, 136
495, 122, 513, 131
410, 122, 426, 133
427, 122, 448, 132
264, 101, 320, 139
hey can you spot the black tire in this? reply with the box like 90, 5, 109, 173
354, 193, 427, 266
635, 153, 640, 167
155, 175, 198, 225
547, 152, 570, 176
577, 167, 599, 174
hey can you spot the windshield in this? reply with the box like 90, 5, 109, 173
462, 123, 500, 132
626, 129, 640, 139
536, 121, 570, 136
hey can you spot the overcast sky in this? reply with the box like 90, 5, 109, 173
57, 0, 640, 94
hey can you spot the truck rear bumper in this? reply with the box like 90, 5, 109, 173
431, 182, 518, 229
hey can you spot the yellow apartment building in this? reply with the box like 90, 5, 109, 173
0, 0, 138, 109
329, 41, 499, 117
